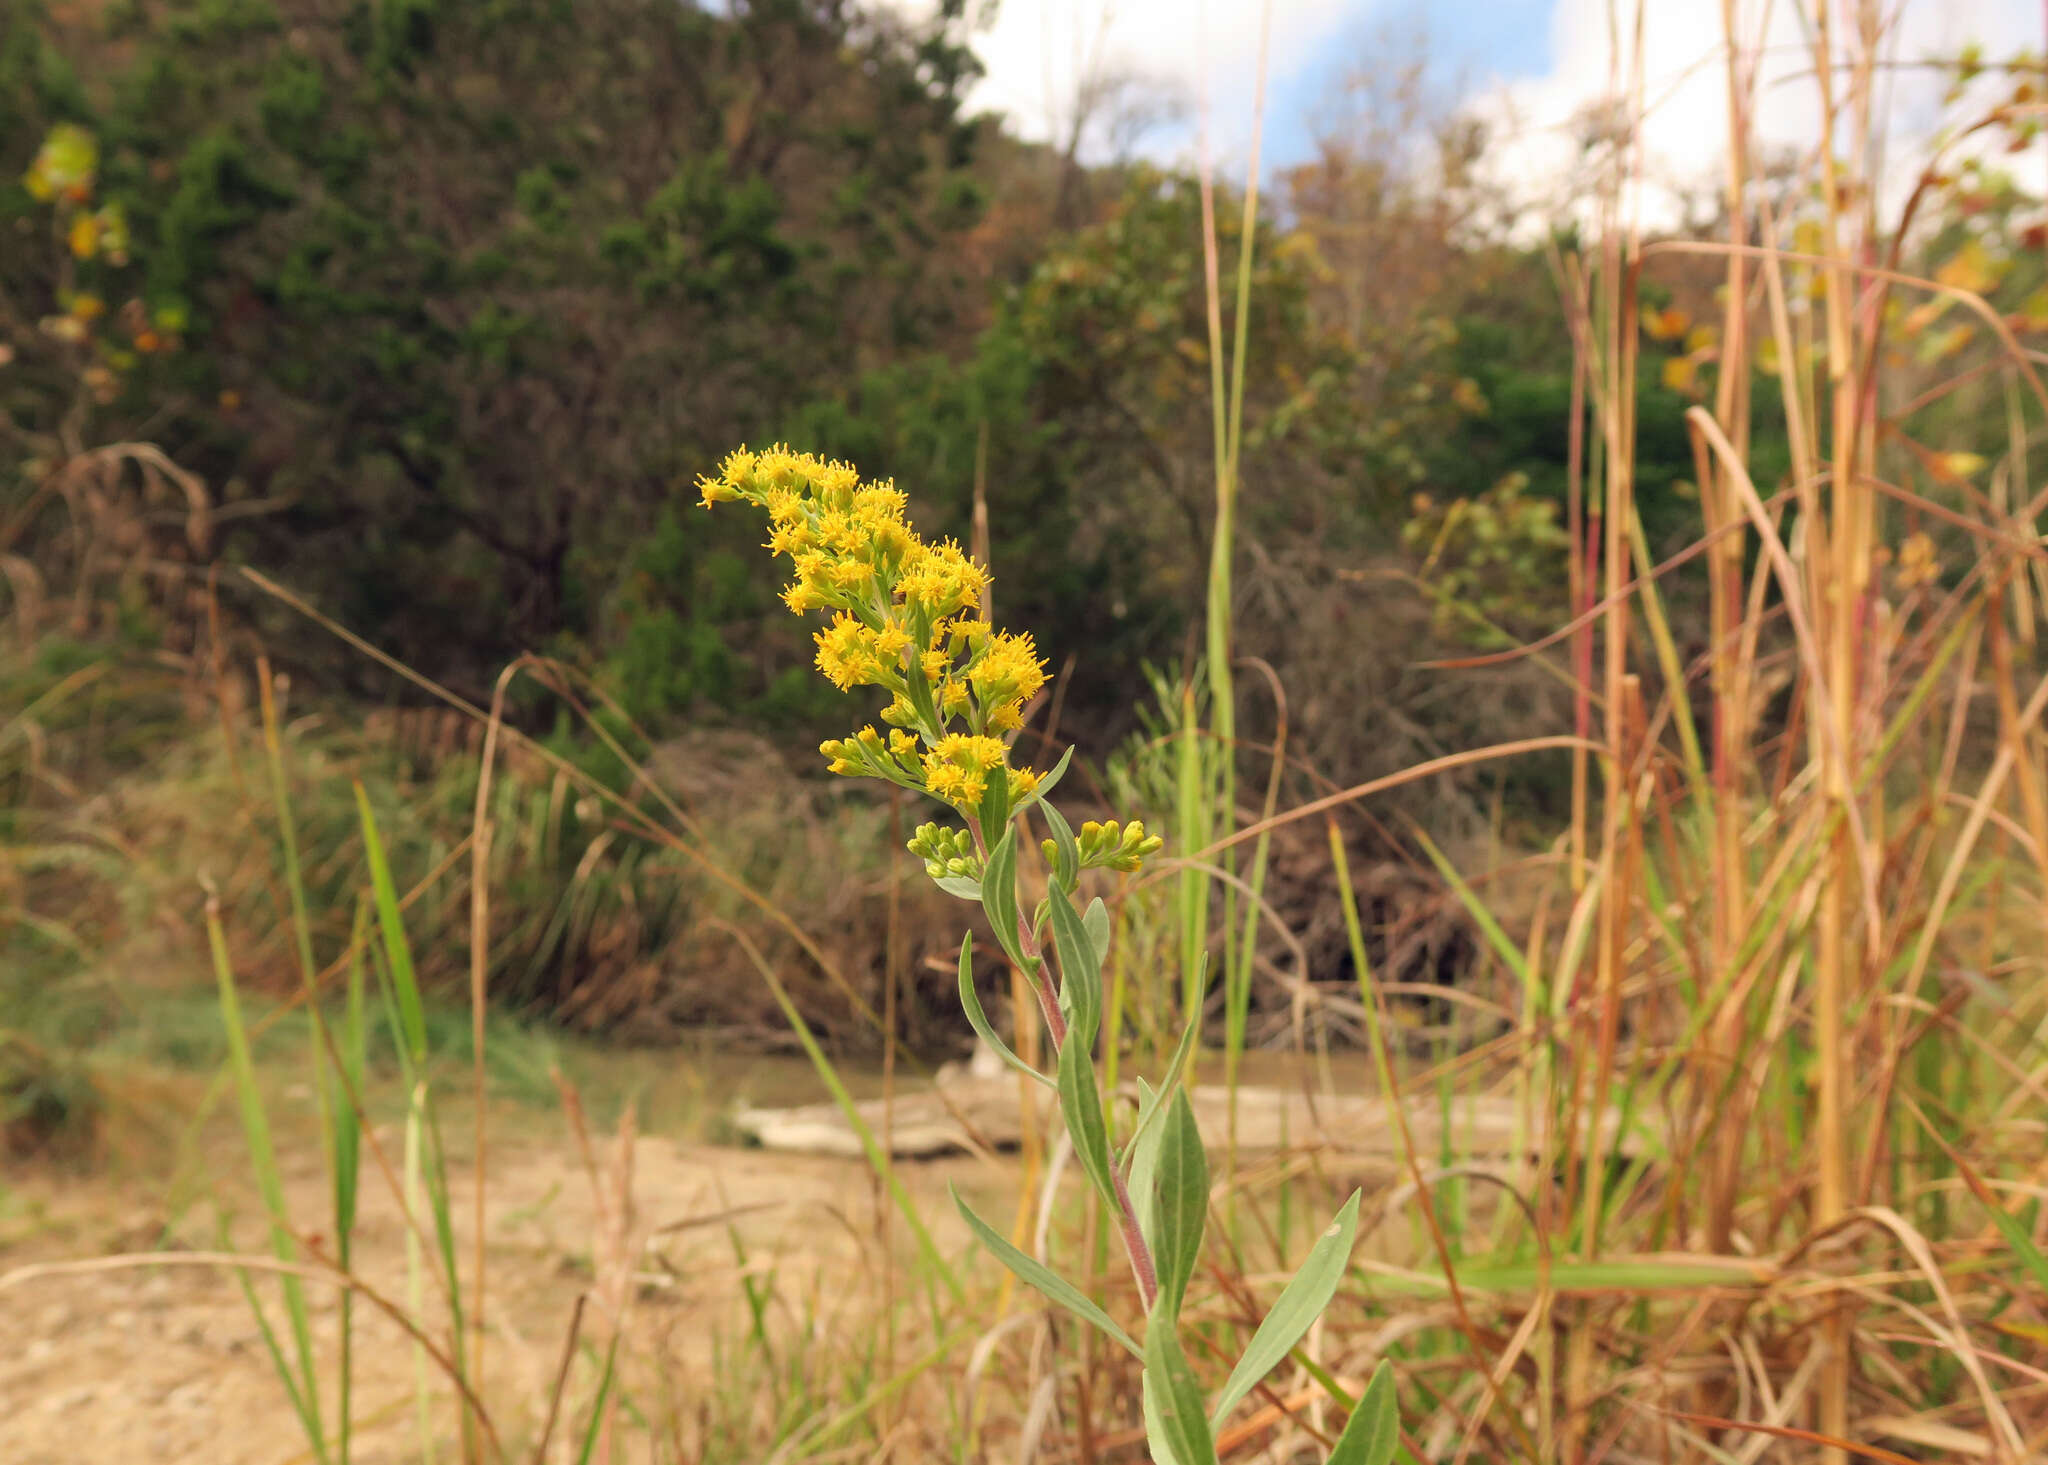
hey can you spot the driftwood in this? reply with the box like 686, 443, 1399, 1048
731, 1077, 1634, 1162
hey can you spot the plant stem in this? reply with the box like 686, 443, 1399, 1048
978, 809, 1162, 1314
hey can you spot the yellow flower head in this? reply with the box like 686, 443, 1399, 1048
968, 630, 1049, 709
897, 539, 989, 621
873, 622, 913, 661
701, 446, 1043, 804
922, 734, 1009, 811
815, 612, 880, 691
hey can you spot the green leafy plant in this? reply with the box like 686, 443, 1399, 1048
701, 445, 1401, 1463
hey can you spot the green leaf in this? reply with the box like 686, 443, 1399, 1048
934, 874, 983, 901
1143, 1323, 1219, 1465
1128, 1077, 1165, 1250
1042, 800, 1081, 890
1048, 883, 1102, 1050
1084, 896, 1111, 969
981, 825, 1030, 972
957, 933, 1052, 1090
1326, 1361, 1399, 1465
950, 1185, 1139, 1359
1057, 1035, 1120, 1210
1144, 1378, 1186, 1465
1210, 1190, 1361, 1429
977, 765, 1012, 848
1014, 745, 1074, 813
1153, 1089, 1208, 1319
355, 784, 427, 1065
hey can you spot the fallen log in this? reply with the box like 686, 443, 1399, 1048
731, 1077, 1633, 1162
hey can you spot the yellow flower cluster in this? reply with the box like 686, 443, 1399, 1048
700, 446, 1050, 815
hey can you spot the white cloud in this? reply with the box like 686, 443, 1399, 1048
938, 0, 1364, 170
1473, 0, 2045, 235
892, 0, 2042, 232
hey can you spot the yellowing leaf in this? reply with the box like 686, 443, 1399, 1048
1661, 355, 1698, 393
1684, 323, 1719, 354
2019, 286, 2048, 331
1917, 323, 1976, 364
1933, 451, 1987, 484
1755, 336, 1781, 377
1936, 237, 2009, 297
67, 212, 99, 259
1642, 305, 1690, 341
25, 123, 97, 202
1902, 299, 1950, 337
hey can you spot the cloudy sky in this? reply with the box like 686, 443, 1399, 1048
944, 0, 2044, 219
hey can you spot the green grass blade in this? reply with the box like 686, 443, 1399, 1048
1408, 825, 1533, 1003
736, 926, 962, 1303
205, 902, 329, 1463
1122, 994, 1204, 1165
335, 900, 370, 1465
354, 782, 428, 1064
402, 1093, 438, 1465
572, 1333, 623, 1465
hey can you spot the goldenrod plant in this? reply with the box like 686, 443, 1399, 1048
701, 445, 1398, 1464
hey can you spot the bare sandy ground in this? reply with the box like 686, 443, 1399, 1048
0, 1101, 994, 1465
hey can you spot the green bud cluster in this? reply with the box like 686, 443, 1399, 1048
907, 821, 981, 882
1042, 818, 1164, 875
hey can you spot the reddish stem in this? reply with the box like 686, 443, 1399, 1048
971, 811, 1162, 1315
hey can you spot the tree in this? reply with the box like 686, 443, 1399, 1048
3, 0, 992, 699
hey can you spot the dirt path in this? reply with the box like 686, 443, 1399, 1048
0, 1084, 996, 1465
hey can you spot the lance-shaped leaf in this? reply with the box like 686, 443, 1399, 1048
977, 767, 1011, 852
957, 933, 1051, 1090
1048, 882, 1102, 1049
1143, 1323, 1219, 1465
1128, 1077, 1165, 1250
1152, 1088, 1208, 1319
981, 825, 1031, 973
1084, 895, 1110, 969
1210, 1190, 1362, 1430
1057, 1035, 1120, 1211
1012, 745, 1074, 814
950, 1184, 1139, 1359
1042, 800, 1081, 890
1326, 1360, 1399, 1465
